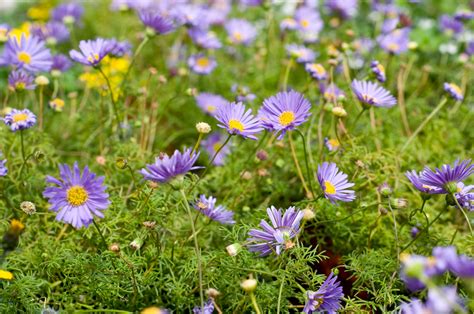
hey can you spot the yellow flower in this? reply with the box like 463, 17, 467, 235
49, 98, 65, 112
8, 23, 31, 43
27, 5, 51, 21
10, 219, 25, 234
0, 270, 13, 281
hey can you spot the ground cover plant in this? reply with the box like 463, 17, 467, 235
0, 0, 473, 313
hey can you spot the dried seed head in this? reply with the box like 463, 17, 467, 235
20, 201, 36, 215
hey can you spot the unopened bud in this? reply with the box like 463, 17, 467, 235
116, 158, 128, 169
206, 288, 220, 298
130, 238, 143, 250
196, 122, 211, 134
378, 183, 392, 197
241, 171, 252, 180
20, 201, 36, 215
226, 243, 242, 256
302, 208, 315, 221
96, 155, 106, 166
109, 243, 120, 253
332, 106, 347, 118
241, 278, 257, 292
35, 75, 49, 86
256, 150, 268, 161
390, 198, 408, 209
186, 87, 197, 96
257, 168, 269, 177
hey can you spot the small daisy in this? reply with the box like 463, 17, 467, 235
139, 10, 175, 35
225, 19, 257, 46
3, 108, 37, 132
188, 54, 217, 75
201, 133, 231, 166
215, 102, 263, 140
8, 70, 36, 91
286, 44, 315, 63
317, 162, 355, 203
43, 162, 110, 229
195, 93, 228, 115
370, 60, 386, 83
324, 137, 340, 151
455, 182, 474, 212
4, 34, 52, 73
419, 159, 474, 194
377, 28, 410, 55
69, 38, 112, 66
303, 273, 344, 314
351, 79, 397, 108
305, 63, 327, 81
193, 195, 235, 224
443, 82, 463, 101
258, 90, 312, 139
405, 170, 443, 194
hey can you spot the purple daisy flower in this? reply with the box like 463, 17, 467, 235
188, 28, 222, 50
172, 4, 209, 29
51, 54, 73, 74
454, 10, 474, 21
294, 6, 323, 43
69, 38, 112, 66
8, 70, 36, 91
31, 22, 70, 45
195, 93, 228, 115
303, 273, 344, 314
400, 299, 430, 314
43, 162, 110, 229
225, 18, 257, 46
455, 182, 474, 212
305, 63, 327, 81
258, 90, 312, 139
370, 60, 386, 83
214, 102, 263, 140
140, 148, 201, 183
201, 133, 231, 166
193, 298, 214, 314
187, 54, 217, 75
325, 0, 358, 19
443, 82, 463, 101
321, 83, 345, 102
107, 39, 132, 57
139, 10, 175, 35
231, 85, 256, 103
4, 35, 52, 73
450, 254, 474, 278
280, 18, 298, 31
324, 138, 340, 152
317, 162, 355, 203
286, 44, 316, 64
405, 170, 442, 194
426, 286, 463, 313
351, 79, 397, 108
419, 159, 474, 194
193, 195, 235, 225
0, 156, 7, 177
381, 17, 399, 34
51, 2, 84, 26
378, 28, 410, 55
247, 206, 304, 256
3, 108, 37, 132
439, 15, 464, 35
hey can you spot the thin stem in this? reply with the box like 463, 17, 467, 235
288, 132, 311, 197
334, 118, 343, 148
92, 219, 109, 251
402, 210, 443, 252
295, 129, 315, 199
282, 58, 294, 91
249, 292, 262, 314
39, 86, 44, 130
192, 133, 204, 153
120, 36, 150, 92
401, 98, 448, 152
180, 189, 204, 310
452, 194, 473, 236
352, 107, 367, 130
19, 130, 26, 163
388, 198, 400, 261
97, 66, 122, 129
277, 277, 285, 314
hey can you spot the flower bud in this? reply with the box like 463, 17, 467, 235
116, 158, 128, 169
186, 87, 197, 96
143, 221, 156, 229
226, 243, 242, 256
302, 208, 315, 221
332, 106, 347, 118
20, 201, 36, 215
196, 122, 211, 134
445, 182, 458, 194
241, 171, 252, 180
109, 243, 120, 253
256, 150, 268, 161
35, 75, 49, 86
241, 278, 257, 292
390, 198, 408, 209
323, 103, 334, 112
378, 183, 392, 197
96, 155, 106, 166
130, 238, 143, 250
206, 288, 220, 298
410, 227, 420, 238
145, 27, 156, 38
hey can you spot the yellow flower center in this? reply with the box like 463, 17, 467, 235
15, 82, 26, 90
324, 180, 336, 195
278, 111, 295, 126
213, 143, 222, 152
87, 53, 100, 63
376, 63, 385, 74
300, 19, 310, 28
197, 201, 207, 209
0, 270, 13, 281
228, 119, 244, 132
448, 83, 462, 95
388, 43, 399, 52
362, 94, 377, 104
66, 185, 89, 206
196, 57, 210, 68
17, 51, 32, 64
233, 32, 243, 42
328, 139, 340, 148
311, 64, 326, 75
206, 105, 216, 113
13, 113, 28, 122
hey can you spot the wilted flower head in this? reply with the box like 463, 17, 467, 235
351, 79, 397, 108
317, 162, 356, 203
247, 206, 304, 256
258, 90, 312, 139
69, 38, 112, 66
52, 2, 84, 25
378, 28, 410, 54
4, 34, 52, 73
286, 44, 316, 63
43, 162, 110, 229
3, 108, 37, 132
193, 195, 235, 224
225, 19, 257, 46
139, 10, 175, 36
418, 159, 474, 194
140, 148, 201, 183
303, 273, 344, 314
187, 54, 217, 75
443, 82, 463, 101
201, 133, 231, 166
305, 63, 327, 81
214, 102, 263, 140
370, 60, 386, 83
8, 70, 36, 91
195, 92, 228, 115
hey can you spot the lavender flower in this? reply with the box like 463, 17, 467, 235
139, 10, 175, 35
172, 4, 209, 29
188, 28, 222, 50
294, 6, 323, 42
201, 133, 231, 166
140, 148, 201, 183
444, 82, 463, 101
378, 28, 410, 55
455, 182, 474, 211
325, 0, 358, 19
3, 108, 37, 132
43, 163, 110, 229
31, 22, 70, 45
8, 70, 36, 91
305, 63, 327, 81
351, 79, 397, 108
4, 35, 52, 73
225, 19, 257, 46
51, 2, 84, 25
454, 10, 474, 21
400, 299, 431, 313
439, 15, 463, 35
286, 44, 315, 63
193, 195, 235, 224
195, 93, 228, 115
317, 162, 355, 203
214, 102, 263, 140
450, 254, 474, 278
258, 90, 311, 139
405, 170, 442, 194
419, 159, 474, 194
247, 206, 304, 256
370, 60, 386, 83
51, 54, 73, 74
426, 286, 463, 313
321, 83, 345, 102
303, 273, 344, 314
69, 38, 112, 66
0, 157, 7, 177
188, 54, 217, 75
231, 85, 256, 103
107, 39, 132, 57
324, 138, 340, 152
193, 299, 214, 314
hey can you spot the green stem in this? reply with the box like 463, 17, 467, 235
402, 210, 444, 252
19, 130, 26, 164
277, 277, 285, 314
352, 107, 367, 130
180, 189, 204, 311
452, 193, 473, 236
120, 36, 150, 92
192, 133, 204, 153
295, 129, 316, 198
249, 292, 262, 314
92, 219, 109, 251
282, 58, 294, 91
401, 98, 448, 152
288, 131, 311, 197
39, 86, 44, 131
388, 198, 400, 261
97, 67, 122, 129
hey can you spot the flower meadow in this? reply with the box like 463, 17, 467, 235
0, 0, 473, 313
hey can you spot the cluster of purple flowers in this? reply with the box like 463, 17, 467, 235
0, 152, 7, 177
